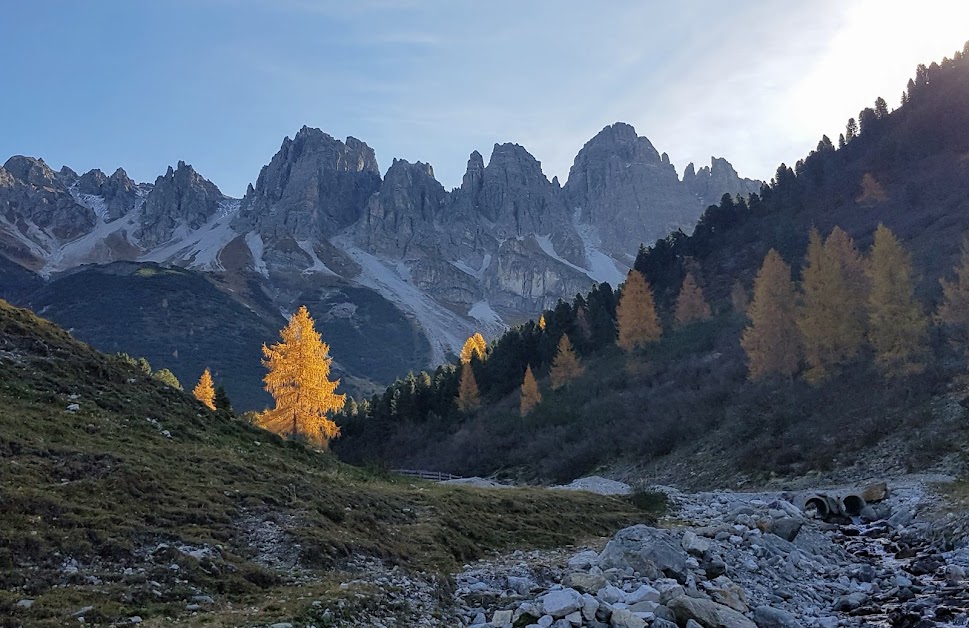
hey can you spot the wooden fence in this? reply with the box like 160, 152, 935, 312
393, 469, 463, 482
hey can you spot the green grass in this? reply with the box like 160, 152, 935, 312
0, 300, 655, 626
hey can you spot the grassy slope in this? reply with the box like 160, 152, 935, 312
0, 299, 649, 626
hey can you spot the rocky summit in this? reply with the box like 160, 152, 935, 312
0, 123, 758, 399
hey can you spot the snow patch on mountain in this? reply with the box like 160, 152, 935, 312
468, 300, 504, 331
297, 240, 336, 275
244, 232, 269, 277
42, 211, 141, 276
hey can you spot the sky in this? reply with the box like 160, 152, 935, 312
1, 1, 968, 197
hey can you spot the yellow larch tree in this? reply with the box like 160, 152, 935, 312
538, 314, 546, 331
519, 365, 542, 416
456, 363, 481, 412
938, 234, 969, 363
259, 305, 346, 448
193, 368, 216, 410
867, 224, 928, 377
616, 270, 662, 351
797, 227, 867, 383
460, 332, 487, 364
550, 334, 584, 389
674, 272, 712, 327
741, 249, 802, 381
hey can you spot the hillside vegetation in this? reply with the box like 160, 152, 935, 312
334, 43, 969, 487
0, 299, 650, 626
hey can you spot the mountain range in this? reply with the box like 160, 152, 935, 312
0, 122, 759, 407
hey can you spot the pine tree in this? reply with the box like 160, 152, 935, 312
259, 306, 346, 447
214, 385, 233, 414
616, 270, 662, 351
846, 118, 858, 142
456, 363, 481, 412
867, 225, 928, 377
460, 333, 487, 364
797, 228, 867, 382
874, 97, 889, 119
153, 368, 182, 390
519, 365, 542, 416
741, 249, 801, 381
550, 334, 584, 389
674, 272, 712, 327
193, 368, 216, 410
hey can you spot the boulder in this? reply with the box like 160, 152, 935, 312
861, 482, 889, 503
540, 589, 584, 618
492, 609, 514, 625
769, 518, 802, 542
610, 608, 647, 628
752, 606, 805, 628
624, 584, 660, 605
569, 550, 601, 571
564, 571, 607, 593
598, 525, 690, 582
682, 530, 712, 556
668, 596, 758, 628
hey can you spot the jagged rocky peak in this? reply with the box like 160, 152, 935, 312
682, 156, 762, 208
462, 150, 485, 192
76, 167, 141, 220
564, 122, 697, 257
3, 155, 59, 187
0, 156, 95, 241
237, 126, 382, 242
136, 161, 225, 248
360, 158, 447, 257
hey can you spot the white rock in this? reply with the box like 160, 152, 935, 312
565, 610, 583, 626
597, 584, 626, 604
568, 550, 600, 571
67, 403, 80, 412
624, 584, 660, 605
492, 609, 514, 625
610, 608, 647, 628
540, 588, 583, 618
581, 593, 599, 621
15, 600, 34, 609
682, 530, 711, 555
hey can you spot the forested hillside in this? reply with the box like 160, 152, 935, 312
334, 43, 969, 485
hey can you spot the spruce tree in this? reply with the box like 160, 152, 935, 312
456, 363, 481, 412
193, 368, 216, 410
867, 225, 928, 377
741, 250, 801, 381
519, 366, 542, 416
674, 272, 712, 327
259, 306, 345, 447
214, 385, 233, 414
550, 334, 584, 389
616, 270, 662, 351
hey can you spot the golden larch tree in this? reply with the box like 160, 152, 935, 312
550, 334, 584, 389
674, 272, 712, 327
460, 332, 487, 364
616, 270, 662, 351
193, 368, 216, 410
938, 234, 969, 363
797, 227, 867, 383
456, 363, 481, 412
867, 224, 928, 377
519, 365, 542, 416
741, 249, 802, 381
538, 314, 546, 331
259, 305, 346, 447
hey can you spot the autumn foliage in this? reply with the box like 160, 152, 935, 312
550, 334, 584, 389
867, 224, 928, 377
616, 270, 662, 351
741, 249, 801, 381
193, 368, 216, 410
460, 333, 487, 364
674, 272, 712, 327
938, 235, 969, 362
797, 227, 867, 383
457, 363, 481, 412
519, 365, 542, 416
259, 305, 345, 447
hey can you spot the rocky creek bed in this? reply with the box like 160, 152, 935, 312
446, 477, 969, 628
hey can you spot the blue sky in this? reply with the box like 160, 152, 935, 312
2, 1, 967, 196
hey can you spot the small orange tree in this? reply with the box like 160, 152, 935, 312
741, 249, 801, 381
550, 334, 584, 389
616, 270, 662, 351
456, 363, 481, 412
259, 306, 345, 447
520, 365, 542, 416
193, 368, 216, 410
460, 333, 487, 364
674, 272, 712, 327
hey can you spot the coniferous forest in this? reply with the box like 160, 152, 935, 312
331, 44, 969, 484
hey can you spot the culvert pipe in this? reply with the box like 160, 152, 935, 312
802, 494, 833, 519
838, 493, 867, 517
